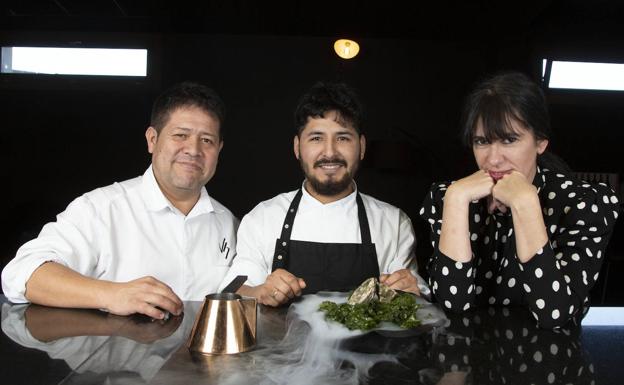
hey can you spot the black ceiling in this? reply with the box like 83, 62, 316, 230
1, 0, 623, 40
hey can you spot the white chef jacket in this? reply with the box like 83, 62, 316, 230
1, 166, 238, 303
220, 183, 429, 295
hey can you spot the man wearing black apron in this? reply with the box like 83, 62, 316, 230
225, 82, 426, 306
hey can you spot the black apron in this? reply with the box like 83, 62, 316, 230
271, 189, 380, 294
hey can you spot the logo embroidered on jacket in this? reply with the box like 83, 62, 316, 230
219, 238, 230, 259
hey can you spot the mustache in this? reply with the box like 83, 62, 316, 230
314, 158, 347, 168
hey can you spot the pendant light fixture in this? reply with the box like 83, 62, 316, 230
334, 39, 360, 59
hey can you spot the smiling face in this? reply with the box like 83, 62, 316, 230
146, 106, 223, 205
472, 117, 548, 182
294, 110, 365, 202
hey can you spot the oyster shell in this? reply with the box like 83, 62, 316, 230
378, 282, 398, 303
347, 277, 378, 304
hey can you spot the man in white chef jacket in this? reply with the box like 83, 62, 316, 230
221, 82, 428, 306
2, 82, 238, 319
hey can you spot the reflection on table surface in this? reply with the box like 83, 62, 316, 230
1, 295, 623, 385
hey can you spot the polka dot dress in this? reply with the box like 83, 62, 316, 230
420, 167, 620, 328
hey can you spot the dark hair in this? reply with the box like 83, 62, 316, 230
150, 82, 226, 138
294, 82, 363, 135
461, 71, 569, 172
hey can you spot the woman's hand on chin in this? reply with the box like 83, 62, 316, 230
491, 171, 538, 210
447, 169, 496, 205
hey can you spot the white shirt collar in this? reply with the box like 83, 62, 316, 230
140, 165, 216, 216
299, 180, 358, 210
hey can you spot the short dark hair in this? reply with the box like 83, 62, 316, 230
150, 82, 226, 138
460, 71, 551, 147
294, 82, 363, 135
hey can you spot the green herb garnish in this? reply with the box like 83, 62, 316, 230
318, 292, 421, 330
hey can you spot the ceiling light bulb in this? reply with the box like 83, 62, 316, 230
334, 39, 360, 59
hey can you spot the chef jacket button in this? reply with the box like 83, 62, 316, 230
282, 241, 287, 246
277, 255, 283, 260
284, 224, 289, 229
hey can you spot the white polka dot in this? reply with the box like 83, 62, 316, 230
567, 241, 575, 246
496, 276, 502, 284
593, 237, 602, 243
569, 305, 575, 314
467, 268, 473, 277
547, 208, 554, 216
489, 296, 496, 304
439, 352, 446, 362
508, 278, 516, 288
467, 284, 474, 294
611, 196, 619, 204
485, 270, 493, 279
502, 235, 507, 243
506, 330, 513, 339
561, 183, 568, 189
576, 220, 585, 226
523, 283, 531, 293
444, 300, 452, 309
502, 298, 510, 305
569, 229, 579, 235
561, 260, 568, 266
463, 302, 471, 310
597, 250, 602, 259
450, 285, 458, 295
582, 270, 588, 285
603, 195, 610, 204
564, 275, 570, 283
591, 204, 598, 213
555, 252, 563, 260
586, 248, 593, 257
615, 211, 619, 219
428, 218, 435, 224
419, 207, 425, 215
564, 206, 571, 214
552, 281, 560, 292
577, 202, 586, 209
569, 192, 576, 198
571, 253, 580, 261
549, 225, 557, 233
470, 233, 478, 241
442, 266, 449, 276
534, 351, 543, 362
474, 213, 480, 223
431, 206, 436, 214
536, 299, 545, 309
433, 281, 438, 290
484, 236, 490, 244
552, 309, 560, 319
594, 272, 600, 281
519, 363, 527, 372
455, 261, 463, 269
476, 286, 483, 294
548, 372, 556, 383
589, 226, 597, 232
550, 344, 559, 355
548, 192, 556, 200
535, 268, 543, 278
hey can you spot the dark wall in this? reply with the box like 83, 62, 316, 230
2, 32, 623, 299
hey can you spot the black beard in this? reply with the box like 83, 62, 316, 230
301, 157, 358, 197
307, 172, 354, 196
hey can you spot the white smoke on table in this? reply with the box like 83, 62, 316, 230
218, 293, 398, 385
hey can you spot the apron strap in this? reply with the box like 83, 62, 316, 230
356, 193, 372, 245
272, 189, 303, 271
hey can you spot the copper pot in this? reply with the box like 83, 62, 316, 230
187, 293, 257, 355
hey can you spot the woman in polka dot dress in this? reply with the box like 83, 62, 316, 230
420, 72, 620, 328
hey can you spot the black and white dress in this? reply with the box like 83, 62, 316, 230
420, 166, 620, 328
